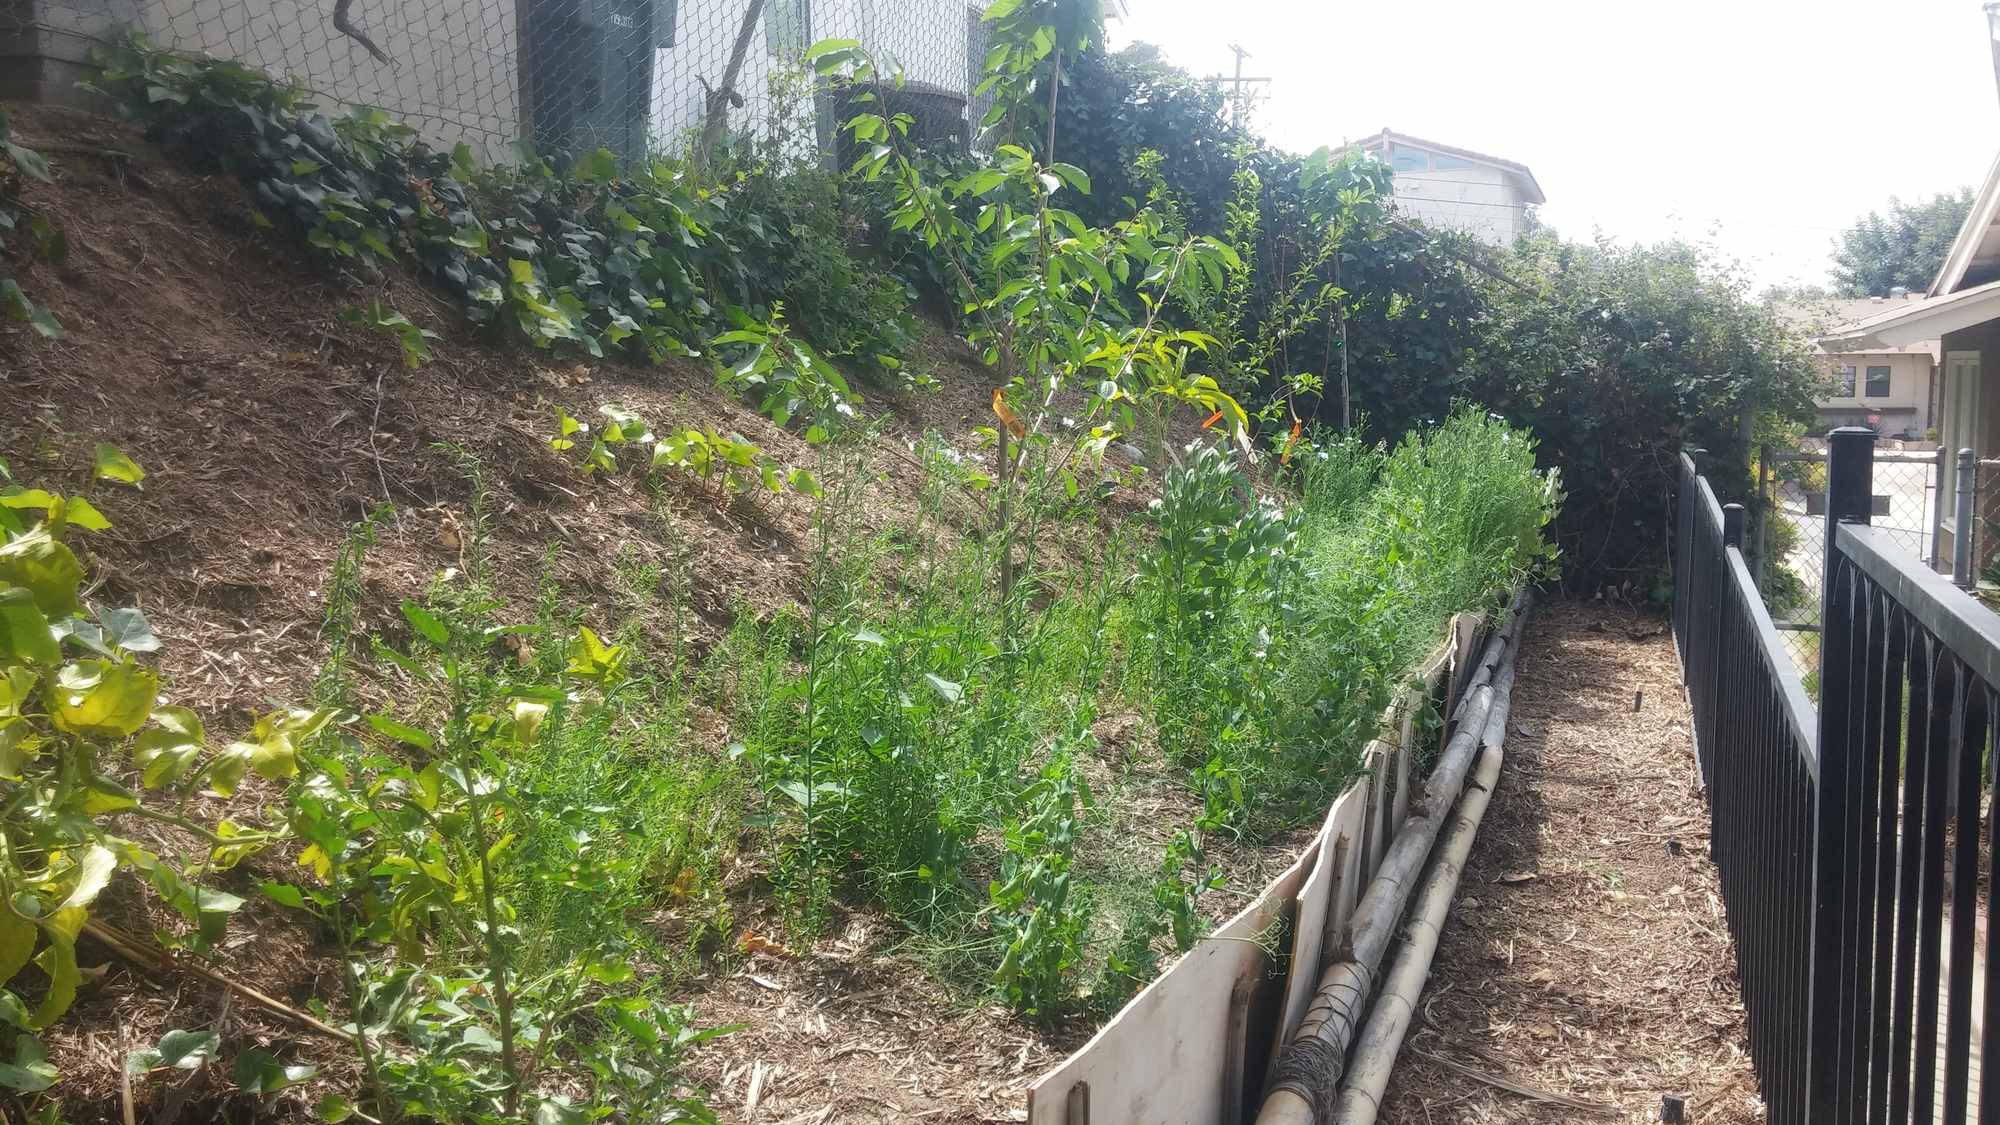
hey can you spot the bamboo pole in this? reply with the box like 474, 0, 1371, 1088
1256, 591, 1530, 1125
1331, 729, 1507, 1123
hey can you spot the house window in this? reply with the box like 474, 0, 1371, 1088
1430, 152, 1477, 172
1836, 365, 1856, 397
1865, 365, 1892, 398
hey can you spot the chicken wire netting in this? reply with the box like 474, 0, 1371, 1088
4, 0, 987, 163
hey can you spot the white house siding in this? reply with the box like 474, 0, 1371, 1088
152, 0, 522, 156
4, 0, 521, 158
650, 0, 973, 154
1389, 163, 1529, 246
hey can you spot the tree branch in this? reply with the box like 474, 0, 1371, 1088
333, 0, 392, 65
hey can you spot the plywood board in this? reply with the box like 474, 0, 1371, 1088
1274, 783, 1369, 1043
1025, 840, 1319, 1125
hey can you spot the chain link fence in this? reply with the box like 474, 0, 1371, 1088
1754, 444, 1945, 683
4, 0, 986, 163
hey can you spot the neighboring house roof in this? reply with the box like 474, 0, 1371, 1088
1821, 276, 2000, 350
1347, 129, 1547, 206
1774, 296, 1940, 361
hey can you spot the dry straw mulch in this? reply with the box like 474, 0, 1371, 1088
1378, 597, 1764, 1124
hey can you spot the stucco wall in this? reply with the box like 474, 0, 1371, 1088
0, 0, 522, 157
1388, 163, 1528, 247
1814, 351, 1933, 439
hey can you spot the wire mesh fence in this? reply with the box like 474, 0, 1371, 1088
3, 0, 986, 163
1753, 445, 1943, 683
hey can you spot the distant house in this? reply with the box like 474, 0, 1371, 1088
1777, 294, 1938, 441
1349, 128, 1545, 247
1821, 144, 2000, 567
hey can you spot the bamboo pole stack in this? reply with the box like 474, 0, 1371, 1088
1254, 591, 1531, 1125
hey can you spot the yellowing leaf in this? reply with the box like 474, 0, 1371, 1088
0, 586, 57, 667
56, 845, 116, 913
566, 626, 627, 685
91, 444, 145, 487
297, 844, 333, 882
134, 705, 204, 788
28, 937, 77, 1028
49, 659, 158, 738
510, 698, 549, 746
991, 388, 1026, 440
0, 909, 36, 988
0, 530, 84, 619
54, 496, 110, 532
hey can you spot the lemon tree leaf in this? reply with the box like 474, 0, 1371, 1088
98, 606, 160, 653
0, 1035, 56, 1092
0, 909, 35, 987
232, 1048, 316, 1094
400, 601, 448, 646
364, 712, 433, 750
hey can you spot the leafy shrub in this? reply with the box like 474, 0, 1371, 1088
280, 487, 726, 1124
0, 110, 64, 339
0, 451, 322, 1107
84, 36, 896, 388
1470, 235, 1823, 585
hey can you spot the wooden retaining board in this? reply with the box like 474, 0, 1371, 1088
1024, 620, 1479, 1124
1024, 838, 1317, 1125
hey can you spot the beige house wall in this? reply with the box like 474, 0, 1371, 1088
1813, 350, 1934, 439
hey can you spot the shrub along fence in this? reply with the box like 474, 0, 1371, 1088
1675, 428, 1997, 1125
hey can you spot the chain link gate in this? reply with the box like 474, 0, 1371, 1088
1755, 445, 1945, 683
4, 0, 986, 165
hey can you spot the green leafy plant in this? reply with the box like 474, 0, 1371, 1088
0, 450, 316, 1106
342, 299, 438, 368
551, 404, 821, 498
0, 109, 64, 340
279, 576, 723, 1123
988, 747, 1089, 1020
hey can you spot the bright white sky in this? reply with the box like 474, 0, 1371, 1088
1109, 0, 1998, 292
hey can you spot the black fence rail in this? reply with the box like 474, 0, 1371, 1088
1675, 428, 1997, 1124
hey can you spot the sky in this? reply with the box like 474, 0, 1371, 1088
1108, 0, 1999, 292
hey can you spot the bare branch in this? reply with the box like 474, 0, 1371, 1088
333, 0, 392, 65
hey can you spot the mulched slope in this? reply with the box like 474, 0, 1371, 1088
1378, 598, 1762, 1124
0, 100, 1290, 1124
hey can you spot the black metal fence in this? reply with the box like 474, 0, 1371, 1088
1755, 444, 1944, 681
1676, 428, 1997, 1124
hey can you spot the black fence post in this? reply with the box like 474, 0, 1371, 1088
1807, 426, 1873, 1123
1723, 503, 1745, 550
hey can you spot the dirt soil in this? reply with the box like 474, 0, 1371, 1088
1377, 598, 1763, 1125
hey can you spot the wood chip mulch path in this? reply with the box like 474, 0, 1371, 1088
1376, 597, 1765, 1124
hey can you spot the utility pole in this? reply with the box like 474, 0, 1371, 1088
1210, 43, 1270, 129
1987, 3, 2000, 111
